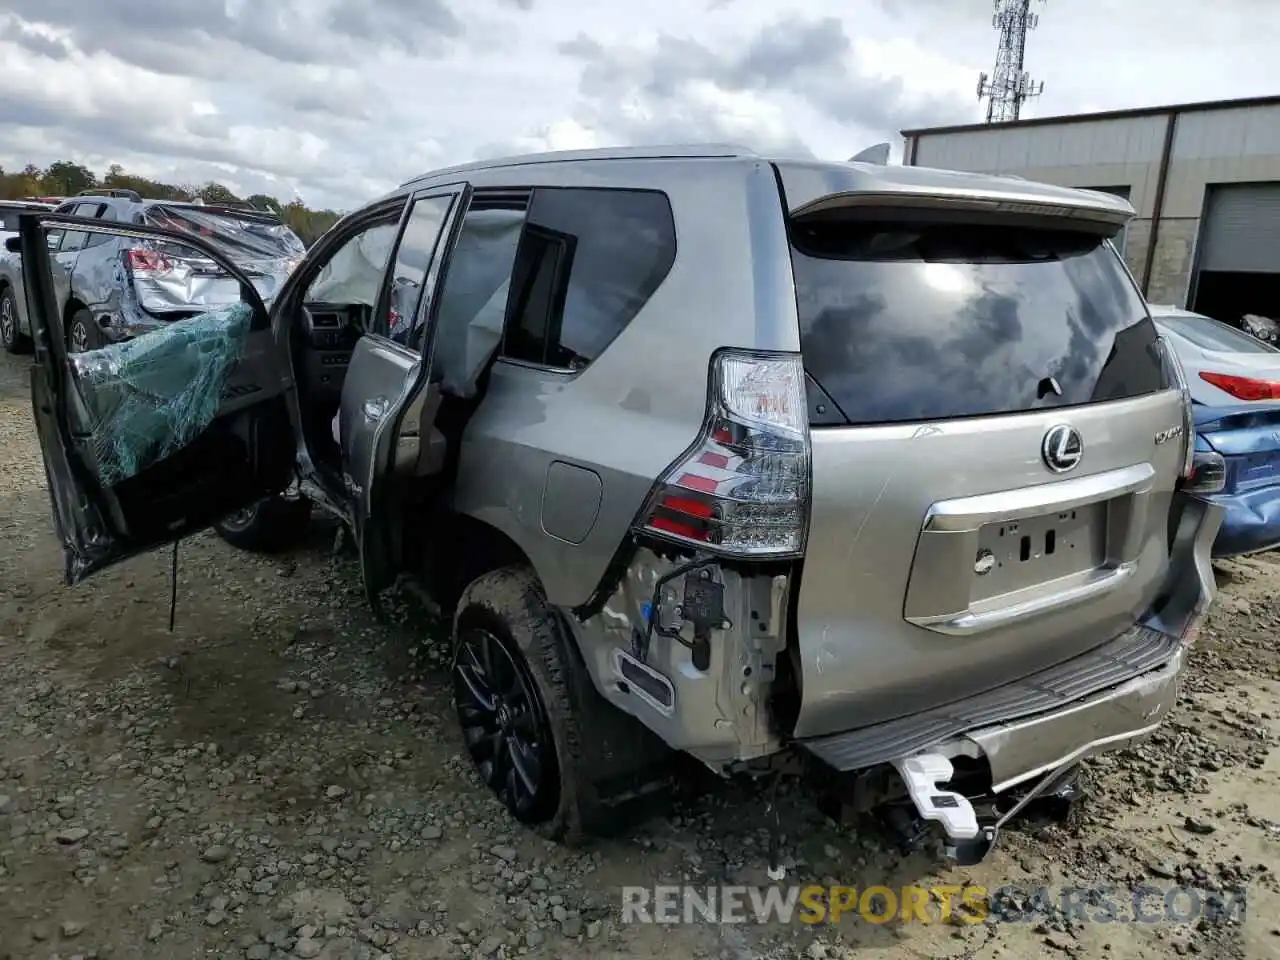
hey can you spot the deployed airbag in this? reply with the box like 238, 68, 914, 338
69, 302, 252, 485
432, 208, 525, 397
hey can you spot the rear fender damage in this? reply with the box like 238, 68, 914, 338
568, 546, 792, 769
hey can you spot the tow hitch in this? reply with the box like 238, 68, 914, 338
884, 754, 1083, 865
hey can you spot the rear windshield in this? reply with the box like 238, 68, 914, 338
141, 205, 305, 262
1157, 316, 1280, 354
791, 219, 1168, 425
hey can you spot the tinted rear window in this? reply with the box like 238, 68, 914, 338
1157, 316, 1280, 354
792, 220, 1167, 425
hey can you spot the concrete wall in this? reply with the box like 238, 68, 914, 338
905, 101, 1280, 306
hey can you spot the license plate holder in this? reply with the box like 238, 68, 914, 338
971, 503, 1108, 602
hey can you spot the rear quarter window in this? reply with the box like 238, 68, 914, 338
791, 219, 1167, 425
500, 187, 676, 371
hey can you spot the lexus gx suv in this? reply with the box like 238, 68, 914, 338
11, 146, 1222, 865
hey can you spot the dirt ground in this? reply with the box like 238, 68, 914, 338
2, 347, 1279, 960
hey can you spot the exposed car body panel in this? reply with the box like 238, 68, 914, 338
450, 158, 801, 610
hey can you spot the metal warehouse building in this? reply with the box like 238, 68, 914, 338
901, 94, 1280, 326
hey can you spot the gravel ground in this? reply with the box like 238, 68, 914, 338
1, 347, 1279, 960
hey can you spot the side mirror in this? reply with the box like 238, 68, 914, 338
4, 237, 19, 253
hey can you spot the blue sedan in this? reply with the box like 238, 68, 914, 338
1191, 401, 1280, 558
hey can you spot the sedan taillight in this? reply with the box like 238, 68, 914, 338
1199, 371, 1280, 401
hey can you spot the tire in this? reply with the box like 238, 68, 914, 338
213, 495, 313, 553
0, 286, 31, 354
66, 307, 99, 354
451, 566, 672, 843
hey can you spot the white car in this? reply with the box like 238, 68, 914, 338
0, 201, 58, 253
1149, 304, 1280, 405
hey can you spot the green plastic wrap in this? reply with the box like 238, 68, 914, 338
68, 302, 252, 485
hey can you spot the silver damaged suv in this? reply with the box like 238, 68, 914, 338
8, 146, 1223, 864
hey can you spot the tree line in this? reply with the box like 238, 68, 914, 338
0, 160, 343, 246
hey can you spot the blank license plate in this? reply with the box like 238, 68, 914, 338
971, 503, 1107, 602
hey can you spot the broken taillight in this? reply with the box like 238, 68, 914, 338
124, 248, 173, 273
1199, 370, 1280, 401
1181, 450, 1227, 494
636, 350, 811, 558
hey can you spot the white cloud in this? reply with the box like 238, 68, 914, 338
0, 0, 1273, 210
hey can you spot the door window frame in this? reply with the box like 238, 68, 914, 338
490, 185, 677, 378
45, 201, 80, 252
371, 191, 463, 352
58, 201, 107, 254
288, 196, 411, 326
17, 207, 281, 580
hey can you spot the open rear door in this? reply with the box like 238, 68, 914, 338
336, 184, 471, 610
15, 207, 296, 584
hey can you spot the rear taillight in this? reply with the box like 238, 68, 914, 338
1199, 371, 1280, 401
636, 350, 810, 558
1156, 336, 1195, 479
125, 248, 173, 273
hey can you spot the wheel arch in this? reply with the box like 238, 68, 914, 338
63, 294, 90, 325
434, 510, 540, 613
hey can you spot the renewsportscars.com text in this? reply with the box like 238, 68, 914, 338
621, 884, 1248, 926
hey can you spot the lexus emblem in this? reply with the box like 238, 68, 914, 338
1042, 424, 1083, 473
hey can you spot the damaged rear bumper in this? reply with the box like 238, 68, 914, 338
797, 623, 1184, 782
799, 493, 1223, 796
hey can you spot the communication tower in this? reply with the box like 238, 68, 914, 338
976, 0, 1045, 123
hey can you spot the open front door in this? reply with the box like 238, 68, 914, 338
15, 207, 297, 584
336, 185, 471, 610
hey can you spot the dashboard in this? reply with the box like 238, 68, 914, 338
299, 302, 368, 401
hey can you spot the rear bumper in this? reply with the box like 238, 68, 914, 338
965, 645, 1182, 792
798, 495, 1223, 790
1205, 486, 1280, 558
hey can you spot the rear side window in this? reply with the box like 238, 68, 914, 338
501, 187, 676, 371
58, 201, 106, 252
791, 219, 1167, 425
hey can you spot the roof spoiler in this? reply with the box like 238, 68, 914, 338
792, 190, 1134, 231
848, 143, 891, 165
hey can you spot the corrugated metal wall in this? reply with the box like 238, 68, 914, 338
905, 101, 1280, 305
907, 115, 1167, 217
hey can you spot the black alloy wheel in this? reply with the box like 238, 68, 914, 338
453, 623, 559, 822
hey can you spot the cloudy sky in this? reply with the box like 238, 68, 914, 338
0, 0, 1275, 210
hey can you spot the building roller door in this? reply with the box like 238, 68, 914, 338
1198, 183, 1280, 273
